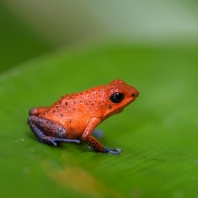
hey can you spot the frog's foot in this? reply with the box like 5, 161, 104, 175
41, 137, 80, 146
28, 116, 80, 146
103, 147, 121, 155
92, 129, 104, 139
36, 135, 80, 146
89, 146, 121, 155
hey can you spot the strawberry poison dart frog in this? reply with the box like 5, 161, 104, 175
28, 80, 139, 155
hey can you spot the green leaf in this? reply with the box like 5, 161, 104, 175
1, 43, 198, 198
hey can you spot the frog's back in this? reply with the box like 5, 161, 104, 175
40, 86, 108, 124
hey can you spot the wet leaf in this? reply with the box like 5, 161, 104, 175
0, 43, 198, 198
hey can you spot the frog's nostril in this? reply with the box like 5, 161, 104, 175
132, 91, 139, 97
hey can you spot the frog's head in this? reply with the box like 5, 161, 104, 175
102, 79, 139, 119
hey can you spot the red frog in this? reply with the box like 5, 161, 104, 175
28, 79, 139, 155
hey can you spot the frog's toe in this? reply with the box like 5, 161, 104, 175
52, 138, 81, 144
40, 137, 80, 146
89, 146, 121, 155
39, 137, 58, 146
103, 147, 121, 155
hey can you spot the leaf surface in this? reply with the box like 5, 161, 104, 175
0, 43, 198, 198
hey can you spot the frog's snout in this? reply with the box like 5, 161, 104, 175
132, 92, 139, 98
131, 88, 139, 98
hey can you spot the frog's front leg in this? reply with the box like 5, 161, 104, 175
28, 116, 80, 146
81, 118, 121, 155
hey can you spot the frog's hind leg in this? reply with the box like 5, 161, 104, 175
28, 116, 80, 146
29, 107, 48, 116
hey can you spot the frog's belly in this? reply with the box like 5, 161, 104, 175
63, 120, 86, 139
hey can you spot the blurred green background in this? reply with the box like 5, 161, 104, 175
1, 1, 198, 198
2, 0, 198, 72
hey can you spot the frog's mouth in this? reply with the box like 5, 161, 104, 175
112, 99, 133, 115
113, 108, 124, 115
116, 108, 124, 113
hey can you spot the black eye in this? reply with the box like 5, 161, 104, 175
132, 93, 135, 97
110, 92, 124, 103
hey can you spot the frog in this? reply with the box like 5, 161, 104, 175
28, 79, 139, 155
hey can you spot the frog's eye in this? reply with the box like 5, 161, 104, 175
110, 92, 124, 103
